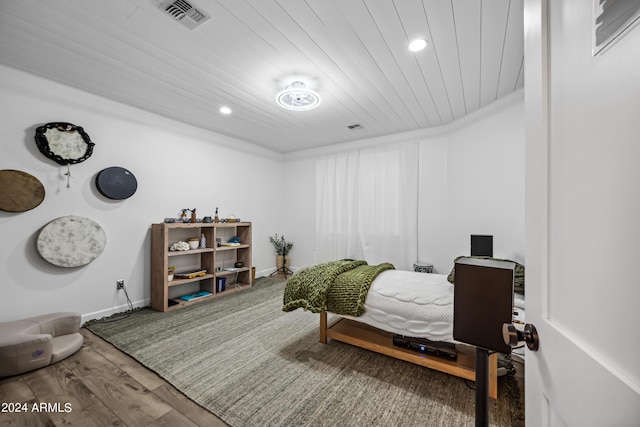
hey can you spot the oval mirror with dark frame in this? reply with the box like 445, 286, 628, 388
34, 122, 95, 165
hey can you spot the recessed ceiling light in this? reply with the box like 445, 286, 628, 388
408, 39, 428, 52
219, 106, 232, 115
276, 81, 321, 111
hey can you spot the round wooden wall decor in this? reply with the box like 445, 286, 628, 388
0, 169, 45, 212
95, 166, 138, 200
37, 216, 106, 267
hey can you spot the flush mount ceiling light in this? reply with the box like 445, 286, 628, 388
219, 106, 232, 115
276, 81, 321, 111
408, 38, 428, 52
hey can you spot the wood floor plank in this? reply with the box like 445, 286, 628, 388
0, 403, 54, 427
61, 346, 173, 426
0, 376, 34, 402
79, 328, 166, 391
24, 348, 123, 427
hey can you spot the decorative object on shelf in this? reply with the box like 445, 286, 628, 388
164, 218, 177, 223
189, 208, 197, 223
214, 207, 219, 223
187, 237, 200, 250
173, 269, 206, 279
200, 233, 206, 248
0, 169, 45, 212
203, 216, 213, 223
224, 214, 239, 223
178, 290, 212, 301
234, 261, 244, 268
216, 238, 222, 247
170, 241, 190, 251
269, 234, 294, 278
221, 236, 241, 247
180, 209, 188, 222
34, 122, 95, 188
168, 265, 176, 282
95, 166, 138, 200
37, 215, 106, 267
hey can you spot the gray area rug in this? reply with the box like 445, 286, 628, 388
86, 277, 521, 427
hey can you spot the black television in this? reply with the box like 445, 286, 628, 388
471, 234, 493, 257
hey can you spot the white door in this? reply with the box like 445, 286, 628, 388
523, 1, 640, 426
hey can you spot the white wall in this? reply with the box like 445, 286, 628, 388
444, 94, 525, 269
0, 66, 285, 323
0, 64, 524, 324
284, 91, 525, 274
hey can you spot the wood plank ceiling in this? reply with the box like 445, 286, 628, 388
0, 0, 523, 154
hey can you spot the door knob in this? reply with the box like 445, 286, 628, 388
502, 323, 539, 351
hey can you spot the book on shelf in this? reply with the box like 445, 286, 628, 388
220, 242, 241, 247
173, 269, 207, 279
177, 291, 212, 301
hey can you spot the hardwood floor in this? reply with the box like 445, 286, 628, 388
0, 329, 228, 427
1, 328, 526, 427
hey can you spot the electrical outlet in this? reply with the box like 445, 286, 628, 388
116, 279, 125, 290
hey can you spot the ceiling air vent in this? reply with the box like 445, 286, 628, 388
347, 124, 363, 130
164, 0, 210, 30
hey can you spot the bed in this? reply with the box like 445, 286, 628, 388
283, 259, 524, 399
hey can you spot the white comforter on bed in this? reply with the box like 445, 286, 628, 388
340, 270, 456, 342
334, 269, 526, 343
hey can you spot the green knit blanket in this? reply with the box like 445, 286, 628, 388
282, 260, 395, 316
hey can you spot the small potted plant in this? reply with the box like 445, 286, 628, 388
269, 234, 293, 272
168, 265, 176, 282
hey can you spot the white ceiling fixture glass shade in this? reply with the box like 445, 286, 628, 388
408, 39, 428, 52
276, 81, 321, 111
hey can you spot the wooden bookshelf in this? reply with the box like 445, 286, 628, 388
150, 222, 252, 312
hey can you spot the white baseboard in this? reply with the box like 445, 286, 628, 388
81, 298, 149, 325
82, 267, 299, 325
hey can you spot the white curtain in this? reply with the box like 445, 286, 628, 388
315, 142, 419, 270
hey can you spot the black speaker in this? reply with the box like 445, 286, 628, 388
453, 257, 514, 353
471, 234, 493, 257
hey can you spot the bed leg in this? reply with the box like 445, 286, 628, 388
489, 352, 498, 399
319, 311, 327, 344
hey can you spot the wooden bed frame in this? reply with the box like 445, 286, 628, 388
319, 311, 499, 399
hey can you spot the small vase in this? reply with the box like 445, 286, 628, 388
168, 274, 174, 282
276, 255, 290, 270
